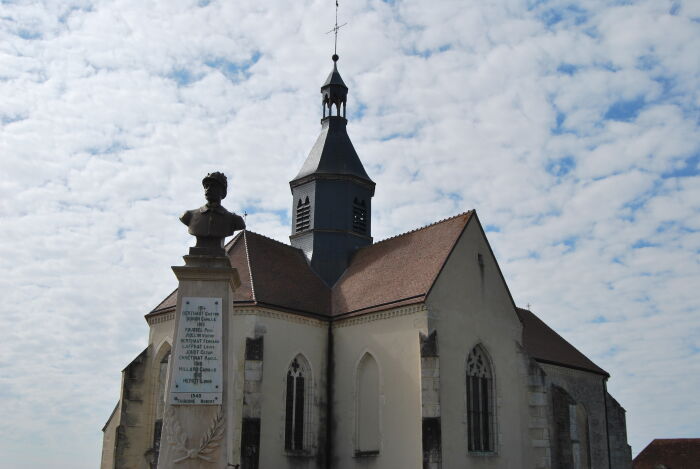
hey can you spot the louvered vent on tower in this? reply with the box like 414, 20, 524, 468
352, 198, 367, 234
296, 197, 311, 232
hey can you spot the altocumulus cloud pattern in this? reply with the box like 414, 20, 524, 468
0, 1, 699, 467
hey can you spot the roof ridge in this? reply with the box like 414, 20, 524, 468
224, 230, 244, 253
242, 231, 257, 302
244, 229, 299, 251
372, 210, 474, 246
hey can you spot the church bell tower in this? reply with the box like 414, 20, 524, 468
290, 54, 375, 286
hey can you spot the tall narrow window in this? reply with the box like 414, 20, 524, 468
553, 387, 591, 468
352, 198, 367, 234
570, 403, 591, 469
356, 353, 380, 455
285, 355, 312, 452
466, 345, 493, 452
296, 197, 311, 232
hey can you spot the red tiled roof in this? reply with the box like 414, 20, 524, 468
516, 307, 608, 376
147, 231, 329, 318
145, 214, 609, 379
148, 212, 472, 318
633, 439, 700, 469
243, 230, 330, 315
331, 212, 472, 317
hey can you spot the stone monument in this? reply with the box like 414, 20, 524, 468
157, 172, 245, 468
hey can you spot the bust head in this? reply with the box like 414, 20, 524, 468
202, 172, 227, 205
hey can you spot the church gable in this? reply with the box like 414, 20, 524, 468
425, 211, 519, 325
331, 211, 473, 317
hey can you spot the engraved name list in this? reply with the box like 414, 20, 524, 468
169, 297, 223, 405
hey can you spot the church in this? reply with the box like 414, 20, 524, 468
100, 53, 633, 469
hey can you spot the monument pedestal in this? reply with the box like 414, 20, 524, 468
157, 255, 240, 469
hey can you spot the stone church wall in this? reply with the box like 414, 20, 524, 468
539, 363, 610, 469
528, 361, 552, 469
426, 215, 535, 468
331, 305, 427, 469
231, 308, 328, 469
606, 392, 632, 469
100, 404, 119, 469
112, 347, 151, 469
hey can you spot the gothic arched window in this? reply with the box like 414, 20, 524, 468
285, 355, 312, 452
570, 402, 591, 469
466, 345, 494, 452
356, 352, 380, 454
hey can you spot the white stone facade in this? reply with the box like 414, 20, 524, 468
101, 219, 631, 469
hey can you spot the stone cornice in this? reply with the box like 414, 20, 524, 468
232, 306, 327, 328
147, 311, 175, 325
147, 303, 428, 329
332, 303, 427, 328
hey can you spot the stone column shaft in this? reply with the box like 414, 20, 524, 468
157, 255, 240, 469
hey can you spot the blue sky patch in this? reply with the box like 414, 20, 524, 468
545, 156, 575, 177
349, 102, 366, 120
18, 29, 42, 40
557, 63, 578, 75
169, 68, 199, 86
561, 235, 578, 252
550, 111, 567, 135
591, 316, 608, 323
662, 154, 700, 179
1, 114, 26, 125
637, 54, 659, 71
485, 225, 501, 233
604, 96, 645, 121
656, 221, 677, 233
538, 5, 588, 27
206, 51, 262, 82
58, 5, 94, 24
527, 250, 541, 260
381, 130, 417, 141
406, 44, 451, 59
632, 239, 656, 249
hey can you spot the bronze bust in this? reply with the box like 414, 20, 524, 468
180, 172, 245, 256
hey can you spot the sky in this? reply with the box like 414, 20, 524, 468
0, 0, 698, 467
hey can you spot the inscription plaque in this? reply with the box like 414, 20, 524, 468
169, 297, 223, 405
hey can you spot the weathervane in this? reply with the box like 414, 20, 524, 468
326, 0, 347, 58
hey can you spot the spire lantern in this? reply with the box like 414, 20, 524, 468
321, 55, 348, 120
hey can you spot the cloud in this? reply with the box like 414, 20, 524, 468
0, 0, 699, 467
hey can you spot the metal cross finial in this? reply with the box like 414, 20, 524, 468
526, 303, 531, 310
326, 0, 347, 56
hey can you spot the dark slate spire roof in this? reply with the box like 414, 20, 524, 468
323, 58, 347, 88
292, 118, 372, 183
292, 56, 373, 186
